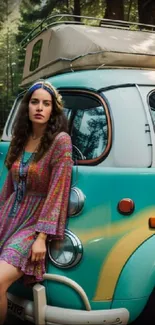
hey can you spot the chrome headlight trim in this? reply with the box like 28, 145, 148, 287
68, 187, 85, 217
48, 229, 83, 269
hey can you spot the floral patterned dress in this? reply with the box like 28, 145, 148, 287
0, 132, 73, 283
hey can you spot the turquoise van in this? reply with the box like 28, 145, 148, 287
2, 14, 155, 325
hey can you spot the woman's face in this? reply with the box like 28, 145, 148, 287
28, 88, 53, 125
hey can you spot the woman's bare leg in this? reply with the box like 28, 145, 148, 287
0, 261, 24, 325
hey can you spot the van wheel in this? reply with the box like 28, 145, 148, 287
131, 289, 155, 324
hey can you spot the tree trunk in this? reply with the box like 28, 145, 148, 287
104, 0, 124, 20
66, 0, 69, 9
127, 0, 133, 21
73, 0, 81, 21
138, 0, 155, 25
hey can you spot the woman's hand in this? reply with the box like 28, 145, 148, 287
31, 234, 47, 262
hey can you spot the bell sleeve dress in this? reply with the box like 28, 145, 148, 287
0, 132, 73, 283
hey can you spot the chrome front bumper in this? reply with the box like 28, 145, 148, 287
7, 274, 129, 325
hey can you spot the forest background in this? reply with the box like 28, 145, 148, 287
0, 0, 155, 130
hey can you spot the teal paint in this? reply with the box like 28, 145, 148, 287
47, 69, 155, 90
113, 235, 155, 300
112, 297, 148, 323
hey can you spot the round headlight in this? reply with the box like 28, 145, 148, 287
48, 230, 83, 269
68, 187, 85, 217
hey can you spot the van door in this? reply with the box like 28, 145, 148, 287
101, 85, 152, 167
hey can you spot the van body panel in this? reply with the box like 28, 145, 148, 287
47, 69, 155, 90
6, 165, 155, 313
101, 86, 152, 167
113, 235, 155, 300
112, 296, 148, 323
36, 166, 155, 309
0, 142, 10, 187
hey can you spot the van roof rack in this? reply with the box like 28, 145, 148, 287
20, 13, 155, 48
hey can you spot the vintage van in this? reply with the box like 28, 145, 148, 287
1, 14, 155, 325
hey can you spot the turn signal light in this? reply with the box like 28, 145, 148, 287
149, 217, 155, 228
117, 198, 134, 215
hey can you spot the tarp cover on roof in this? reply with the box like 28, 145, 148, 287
21, 24, 155, 86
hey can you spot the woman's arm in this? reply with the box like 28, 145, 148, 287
35, 133, 73, 239
31, 133, 73, 262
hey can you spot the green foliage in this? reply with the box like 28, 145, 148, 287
82, 0, 105, 23
0, 1, 6, 27
124, 0, 138, 22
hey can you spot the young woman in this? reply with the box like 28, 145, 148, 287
0, 80, 73, 324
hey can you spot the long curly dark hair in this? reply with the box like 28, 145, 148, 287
5, 81, 68, 169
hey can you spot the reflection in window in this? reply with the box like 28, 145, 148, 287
71, 106, 108, 160
64, 107, 71, 119
8, 97, 22, 137
61, 92, 109, 162
30, 39, 42, 71
149, 91, 155, 126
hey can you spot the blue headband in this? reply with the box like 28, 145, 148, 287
28, 83, 55, 97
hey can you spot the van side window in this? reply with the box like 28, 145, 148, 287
2, 95, 23, 140
30, 39, 43, 71
61, 92, 111, 164
148, 90, 155, 127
